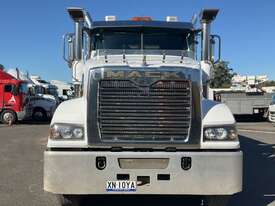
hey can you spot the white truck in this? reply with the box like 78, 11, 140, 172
44, 8, 243, 206
30, 75, 59, 98
269, 94, 275, 122
50, 80, 74, 101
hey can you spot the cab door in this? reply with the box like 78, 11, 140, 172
3, 84, 16, 108
0, 84, 4, 109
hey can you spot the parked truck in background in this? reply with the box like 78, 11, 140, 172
212, 75, 275, 120
28, 76, 58, 121
50, 80, 74, 101
44, 8, 243, 206
213, 90, 275, 119
8, 69, 58, 122
0, 66, 32, 124
30, 75, 59, 99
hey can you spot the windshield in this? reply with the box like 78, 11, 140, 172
37, 79, 49, 84
19, 83, 28, 94
272, 95, 275, 104
92, 28, 195, 52
47, 88, 58, 96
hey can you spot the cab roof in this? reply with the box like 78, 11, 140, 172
90, 20, 194, 31
0, 70, 25, 84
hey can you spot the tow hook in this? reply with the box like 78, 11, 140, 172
96, 156, 106, 170
181, 157, 192, 170
137, 176, 150, 186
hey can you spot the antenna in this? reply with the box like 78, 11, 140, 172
191, 13, 198, 25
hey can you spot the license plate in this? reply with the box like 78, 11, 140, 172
106, 181, 137, 192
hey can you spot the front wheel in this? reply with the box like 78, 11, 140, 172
0, 110, 17, 124
206, 195, 230, 206
32, 108, 47, 122
58, 195, 83, 206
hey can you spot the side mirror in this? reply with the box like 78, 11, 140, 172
63, 33, 75, 66
210, 34, 221, 63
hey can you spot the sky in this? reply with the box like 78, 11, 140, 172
0, 0, 275, 82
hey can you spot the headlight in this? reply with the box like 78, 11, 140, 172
50, 124, 84, 140
204, 125, 237, 141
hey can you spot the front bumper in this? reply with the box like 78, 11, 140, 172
16, 110, 26, 121
269, 112, 275, 122
17, 106, 33, 121
44, 150, 243, 195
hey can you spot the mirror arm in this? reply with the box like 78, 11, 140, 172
211, 34, 221, 63
63, 33, 75, 66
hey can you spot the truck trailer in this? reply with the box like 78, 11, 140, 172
44, 8, 243, 206
214, 91, 274, 118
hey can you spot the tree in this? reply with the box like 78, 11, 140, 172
210, 61, 235, 88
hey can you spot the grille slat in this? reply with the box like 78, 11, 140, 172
98, 80, 192, 142
100, 115, 190, 120
101, 123, 189, 127
100, 106, 190, 110
101, 109, 190, 113
101, 120, 190, 124
99, 113, 190, 117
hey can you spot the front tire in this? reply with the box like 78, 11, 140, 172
0, 110, 17, 124
32, 108, 47, 122
58, 195, 82, 206
206, 195, 230, 206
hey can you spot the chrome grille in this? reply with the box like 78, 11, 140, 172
98, 80, 192, 142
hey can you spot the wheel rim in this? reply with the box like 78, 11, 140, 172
3, 112, 14, 123
34, 111, 44, 120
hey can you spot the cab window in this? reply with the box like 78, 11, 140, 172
4, 85, 12, 92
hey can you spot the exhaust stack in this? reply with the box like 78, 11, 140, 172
200, 9, 219, 61
67, 7, 92, 61
15, 68, 20, 79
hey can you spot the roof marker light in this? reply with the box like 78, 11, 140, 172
131, 16, 152, 21
105, 16, 117, 21
166, 16, 178, 22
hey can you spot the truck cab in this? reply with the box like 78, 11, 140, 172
27, 83, 58, 122
0, 69, 31, 124
44, 8, 243, 206
50, 80, 74, 101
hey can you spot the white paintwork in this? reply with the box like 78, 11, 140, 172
44, 150, 242, 194
200, 60, 212, 82
201, 99, 240, 149
71, 60, 85, 84
71, 53, 200, 85
269, 104, 275, 122
202, 99, 235, 126
47, 97, 87, 148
